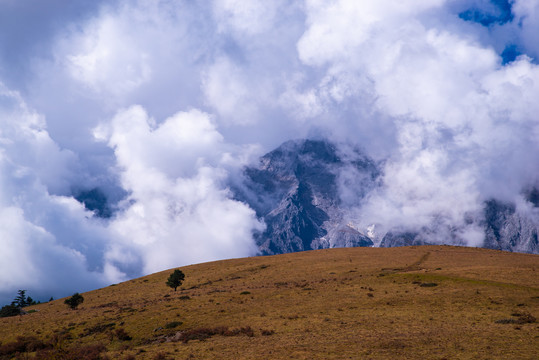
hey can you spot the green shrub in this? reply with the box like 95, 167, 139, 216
164, 321, 183, 329
515, 312, 536, 323
0, 336, 50, 356
36, 343, 108, 360
0, 304, 20, 318
83, 323, 116, 337
114, 328, 132, 341
64, 293, 84, 309
419, 283, 438, 287
176, 326, 254, 343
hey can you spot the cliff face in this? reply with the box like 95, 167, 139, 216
235, 139, 377, 255
235, 139, 539, 255
482, 200, 539, 253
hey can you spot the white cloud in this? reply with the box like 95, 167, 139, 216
213, 0, 284, 36
102, 106, 262, 275
0, 206, 105, 299
202, 57, 258, 125
0, 84, 111, 304
65, 15, 152, 95
295, 0, 539, 242
0, 83, 78, 195
512, 0, 539, 60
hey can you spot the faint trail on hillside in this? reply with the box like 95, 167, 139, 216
411, 251, 431, 268
381, 251, 431, 274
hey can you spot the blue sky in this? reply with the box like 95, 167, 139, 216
1, 0, 539, 304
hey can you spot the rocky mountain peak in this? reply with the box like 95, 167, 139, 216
235, 139, 377, 255
234, 138, 539, 255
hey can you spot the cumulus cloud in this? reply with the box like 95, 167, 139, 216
202, 57, 259, 125
293, 0, 539, 242
100, 106, 262, 276
212, 0, 285, 36
1, 0, 539, 304
0, 84, 110, 304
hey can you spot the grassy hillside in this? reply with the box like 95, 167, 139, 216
1, 246, 538, 359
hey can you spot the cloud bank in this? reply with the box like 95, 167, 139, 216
1, 0, 538, 304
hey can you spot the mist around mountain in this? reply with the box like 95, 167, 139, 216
233, 139, 539, 255
71, 137, 539, 256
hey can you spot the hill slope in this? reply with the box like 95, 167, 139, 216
1, 246, 538, 359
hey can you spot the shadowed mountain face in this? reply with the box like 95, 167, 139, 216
235, 139, 377, 255
235, 139, 539, 255
482, 199, 539, 253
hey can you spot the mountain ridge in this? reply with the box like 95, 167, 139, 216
235, 138, 539, 255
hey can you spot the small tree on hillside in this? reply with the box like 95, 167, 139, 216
0, 290, 39, 317
166, 269, 185, 291
13, 289, 28, 307
64, 293, 84, 309
26, 296, 37, 305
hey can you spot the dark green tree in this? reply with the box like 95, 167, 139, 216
0, 304, 20, 317
0, 290, 40, 318
64, 293, 84, 309
26, 296, 37, 305
166, 269, 185, 291
13, 289, 28, 307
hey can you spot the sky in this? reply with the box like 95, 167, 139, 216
1, 0, 539, 304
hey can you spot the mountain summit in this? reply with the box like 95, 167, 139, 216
235, 139, 378, 255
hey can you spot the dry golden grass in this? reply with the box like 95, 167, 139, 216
1, 245, 538, 359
